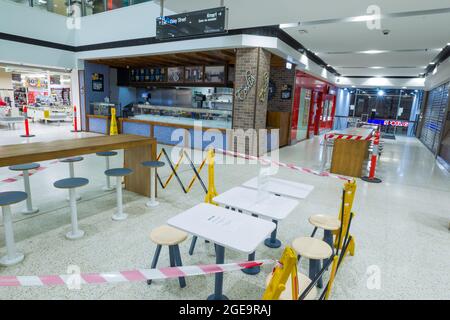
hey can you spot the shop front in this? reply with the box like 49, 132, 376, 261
290, 71, 337, 143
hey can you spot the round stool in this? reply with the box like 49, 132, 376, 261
105, 168, 133, 221
265, 272, 317, 300
8, 163, 40, 215
308, 214, 341, 248
96, 151, 118, 191
292, 237, 333, 289
60, 157, 84, 201
148, 225, 187, 287
54, 177, 89, 240
0, 191, 27, 266
141, 161, 165, 208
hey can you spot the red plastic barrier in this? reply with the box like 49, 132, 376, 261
20, 106, 35, 138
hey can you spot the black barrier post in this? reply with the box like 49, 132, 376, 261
183, 150, 208, 194
298, 253, 336, 300
161, 148, 187, 193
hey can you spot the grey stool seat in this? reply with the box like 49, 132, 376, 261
8, 163, 40, 171
142, 161, 165, 168
0, 191, 28, 206
54, 177, 89, 189
8, 163, 40, 215
0, 191, 28, 266
60, 157, 84, 163
106, 168, 134, 221
105, 168, 133, 177
96, 151, 118, 157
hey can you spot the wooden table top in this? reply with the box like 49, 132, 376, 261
0, 134, 156, 167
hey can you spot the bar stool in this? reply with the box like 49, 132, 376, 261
0, 191, 27, 266
141, 161, 165, 208
60, 157, 84, 201
148, 225, 187, 288
8, 163, 40, 214
96, 151, 118, 191
104, 168, 133, 221
292, 237, 332, 289
54, 177, 89, 240
308, 215, 341, 249
265, 272, 317, 300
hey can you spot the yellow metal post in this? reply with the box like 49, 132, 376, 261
262, 247, 298, 300
204, 149, 218, 204
324, 256, 339, 300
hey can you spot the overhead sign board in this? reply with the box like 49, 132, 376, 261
156, 7, 227, 40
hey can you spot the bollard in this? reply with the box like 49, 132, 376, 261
361, 131, 382, 183
71, 105, 82, 132
20, 106, 35, 138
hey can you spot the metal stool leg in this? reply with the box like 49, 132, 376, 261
189, 236, 198, 255
264, 220, 282, 248
146, 168, 159, 207
66, 188, 84, 240
323, 230, 334, 269
147, 244, 162, 285
309, 259, 323, 288
0, 205, 24, 266
22, 169, 38, 215
112, 176, 128, 221
102, 157, 113, 191
173, 245, 186, 288
241, 251, 260, 275
67, 163, 81, 201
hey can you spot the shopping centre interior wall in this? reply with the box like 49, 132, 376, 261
425, 57, 450, 90
333, 89, 351, 130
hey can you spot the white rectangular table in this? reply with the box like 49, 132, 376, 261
213, 186, 299, 248
242, 176, 314, 199
168, 203, 276, 300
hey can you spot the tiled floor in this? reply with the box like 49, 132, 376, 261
0, 122, 449, 300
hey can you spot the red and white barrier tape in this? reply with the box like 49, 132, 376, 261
215, 148, 350, 181
0, 160, 59, 186
324, 134, 374, 141
0, 259, 274, 287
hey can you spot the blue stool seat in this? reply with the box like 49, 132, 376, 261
60, 157, 84, 163
9, 163, 40, 171
105, 168, 133, 177
54, 177, 89, 189
0, 191, 28, 206
142, 161, 165, 168
96, 151, 118, 157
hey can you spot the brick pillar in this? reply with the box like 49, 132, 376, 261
232, 48, 271, 156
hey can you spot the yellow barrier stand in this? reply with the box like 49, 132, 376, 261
204, 149, 218, 205
262, 246, 298, 300
109, 108, 118, 136
333, 179, 357, 257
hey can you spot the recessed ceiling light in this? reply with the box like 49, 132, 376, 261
429, 62, 436, 65
402, 86, 407, 89
361, 50, 387, 54
298, 29, 309, 34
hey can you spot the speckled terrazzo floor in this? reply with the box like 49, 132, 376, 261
0, 124, 449, 300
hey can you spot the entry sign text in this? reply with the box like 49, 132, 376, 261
368, 119, 409, 127
156, 7, 227, 40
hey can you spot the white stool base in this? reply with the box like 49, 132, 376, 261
66, 230, 85, 240
112, 213, 128, 221
22, 208, 39, 215
102, 186, 114, 191
0, 252, 24, 266
146, 200, 159, 208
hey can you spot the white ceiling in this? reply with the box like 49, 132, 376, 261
164, 0, 450, 77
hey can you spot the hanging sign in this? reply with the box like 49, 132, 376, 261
92, 73, 104, 92
156, 7, 227, 40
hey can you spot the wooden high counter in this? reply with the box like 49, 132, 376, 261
0, 135, 157, 197
329, 128, 375, 177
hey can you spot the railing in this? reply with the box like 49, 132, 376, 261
7, 0, 152, 17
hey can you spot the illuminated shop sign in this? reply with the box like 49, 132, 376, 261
156, 7, 227, 40
368, 119, 409, 127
